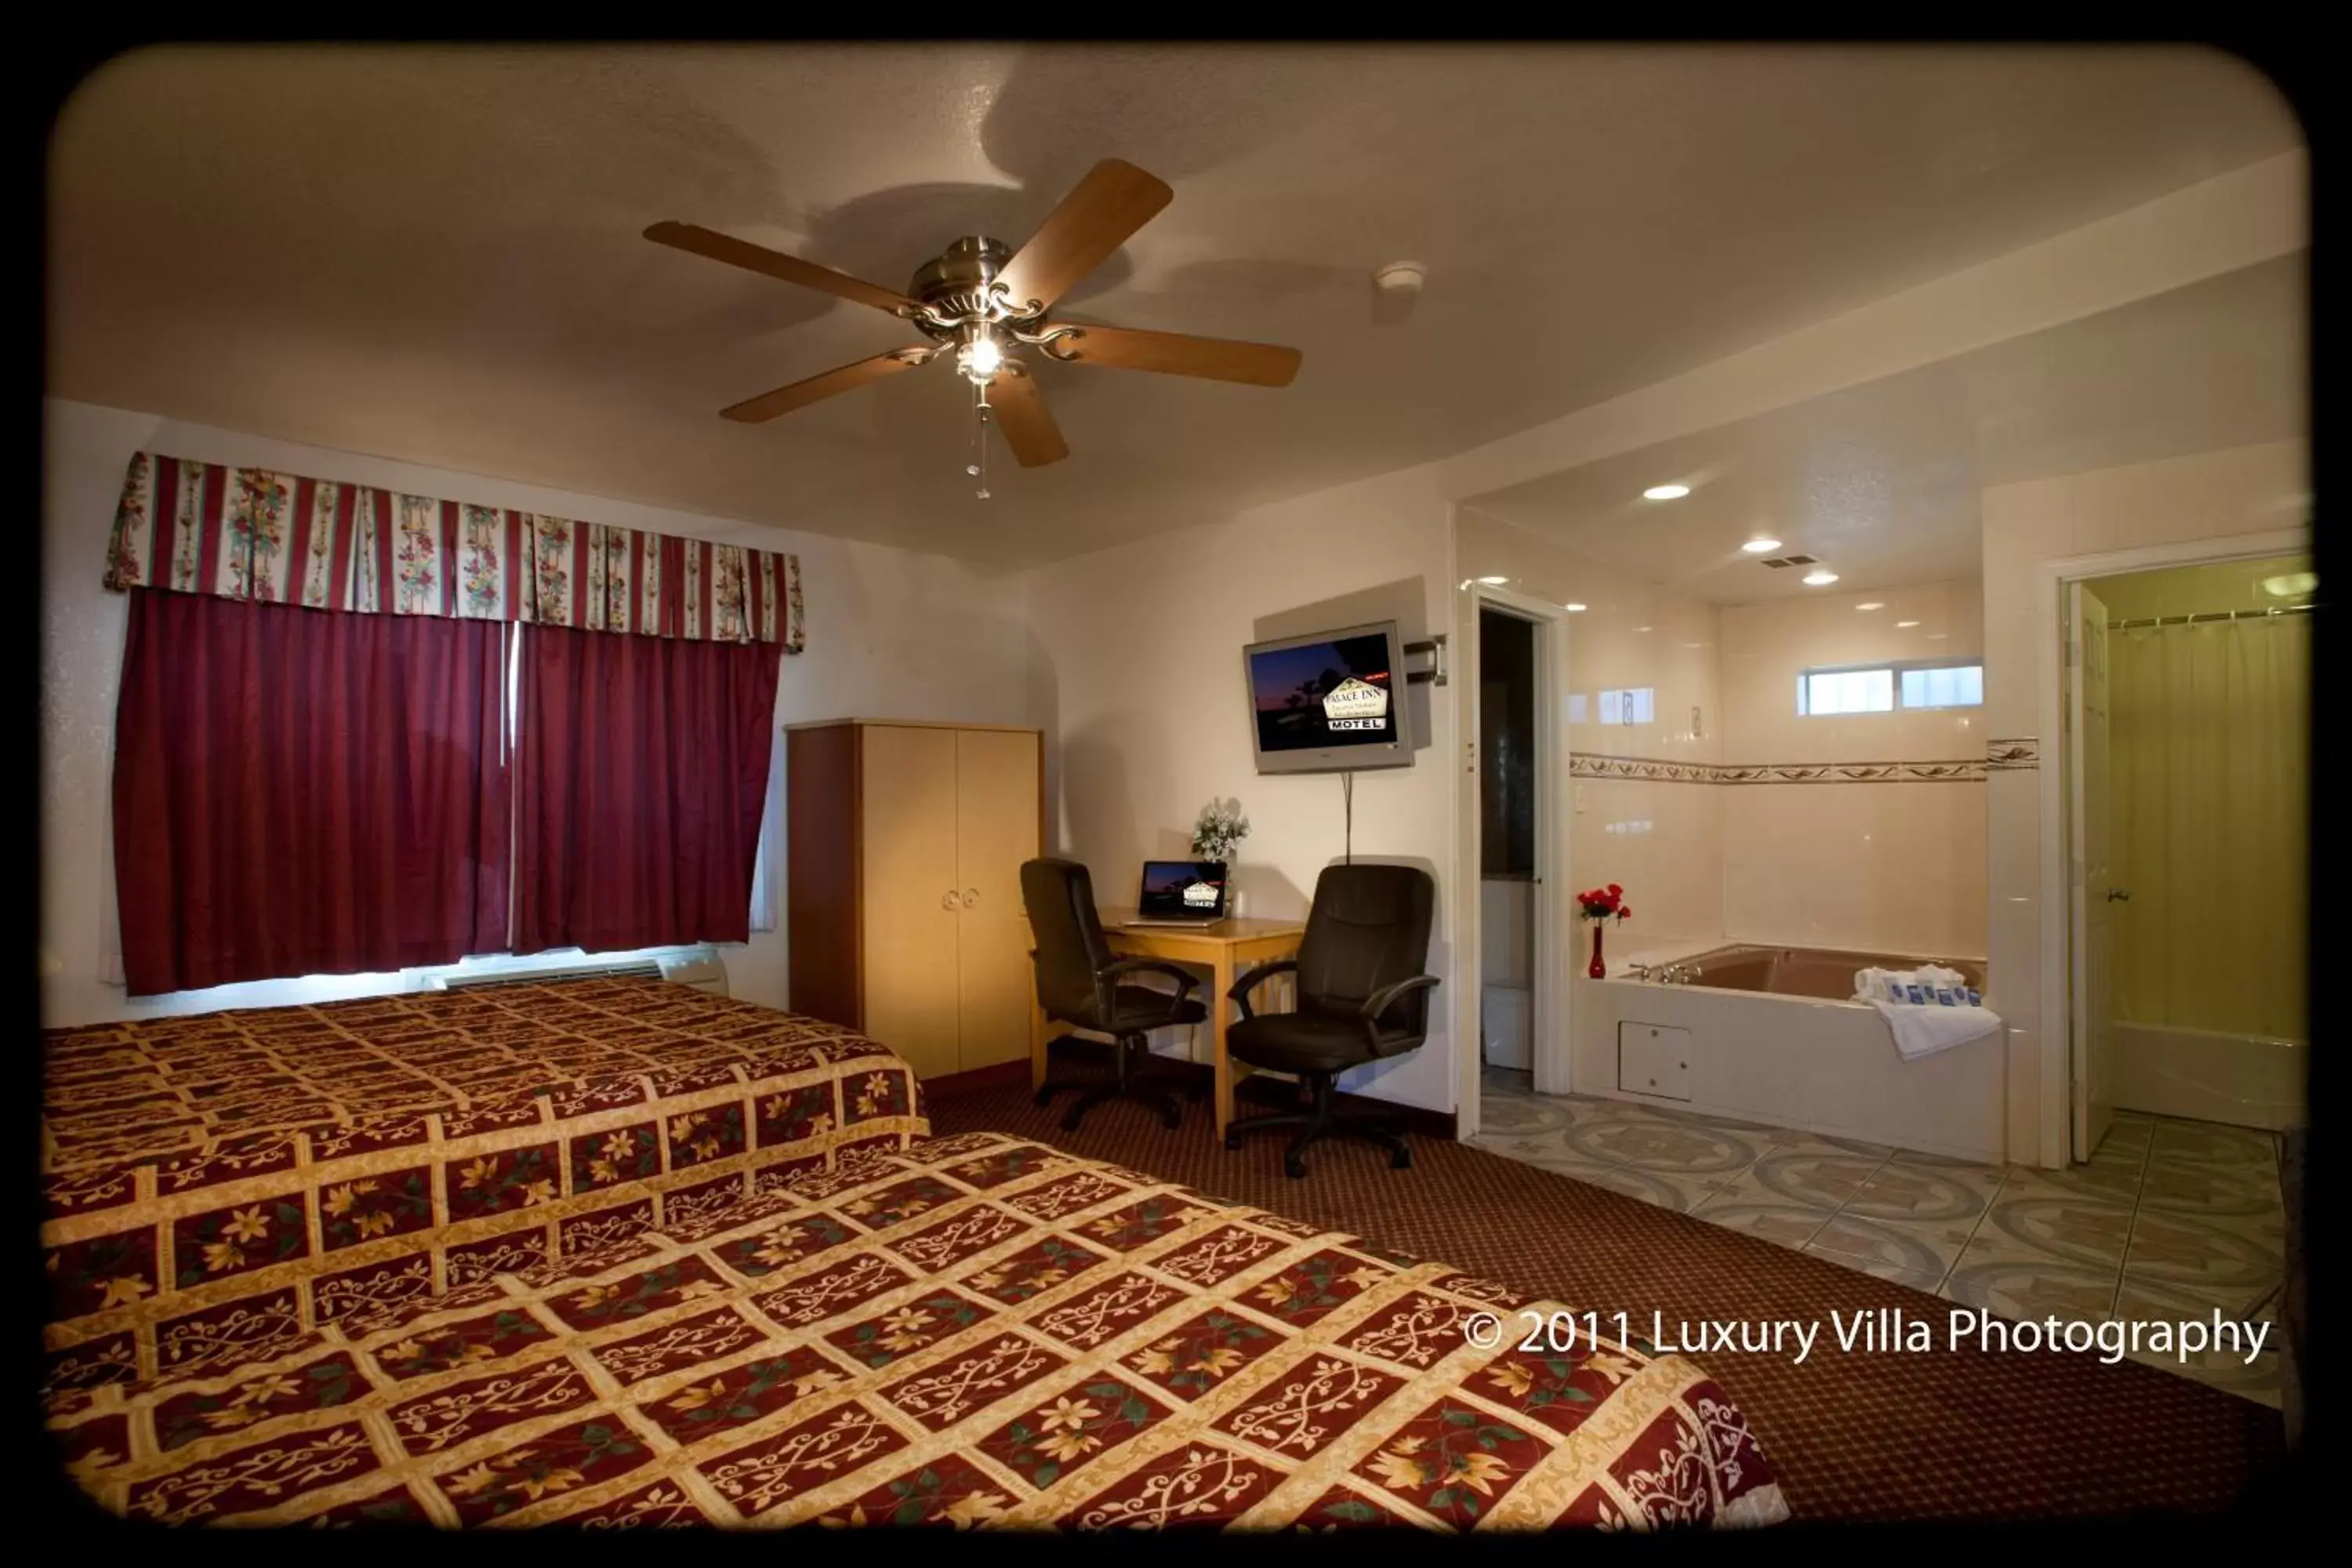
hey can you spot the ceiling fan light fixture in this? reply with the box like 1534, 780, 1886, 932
956, 328, 1004, 384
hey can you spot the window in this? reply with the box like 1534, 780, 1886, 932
1798, 659, 1981, 716
1797, 667, 1893, 716
1900, 662, 1984, 709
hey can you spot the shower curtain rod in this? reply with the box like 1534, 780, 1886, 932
2109, 603, 2316, 631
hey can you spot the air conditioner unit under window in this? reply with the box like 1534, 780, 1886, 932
429, 947, 728, 997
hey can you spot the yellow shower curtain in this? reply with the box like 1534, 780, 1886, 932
2111, 612, 2310, 1041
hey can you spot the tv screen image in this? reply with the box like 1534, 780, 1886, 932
1243, 620, 1414, 774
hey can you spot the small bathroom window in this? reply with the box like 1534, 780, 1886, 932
1900, 662, 1984, 709
1797, 666, 1893, 715
1798, 659, 1982, 715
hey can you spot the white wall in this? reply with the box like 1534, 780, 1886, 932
1979, 437, 2310, 1163
1022, 464, 1460, 1112
40, 397, 1038, 1028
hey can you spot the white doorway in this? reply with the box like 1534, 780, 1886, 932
1452, 584, 1573, 1133
2049, 536, 2312, 1162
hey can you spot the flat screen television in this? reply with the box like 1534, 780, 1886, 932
1243, 619, 1414, 774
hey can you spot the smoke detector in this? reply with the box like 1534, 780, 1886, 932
1374, 261, 1428, 295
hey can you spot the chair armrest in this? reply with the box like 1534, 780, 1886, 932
1094, 957, 1199, 1026
1226, 959, 1300, 1020
1359, 975, 1441, 1052
1097, 957, 1199, 996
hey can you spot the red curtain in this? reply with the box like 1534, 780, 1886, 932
513, 623, 780, 955
113, 590, 510, 996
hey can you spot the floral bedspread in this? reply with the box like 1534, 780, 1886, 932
42, 979, 927, 1403
51, 1130, 1788, 1530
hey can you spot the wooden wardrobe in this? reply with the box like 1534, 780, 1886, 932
784, 719, 1044, 1080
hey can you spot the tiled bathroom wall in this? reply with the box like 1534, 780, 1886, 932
1461, 502, 1990, 962
1717, 580, 1987, 957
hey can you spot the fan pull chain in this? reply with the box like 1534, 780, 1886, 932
966, 379, 992, 500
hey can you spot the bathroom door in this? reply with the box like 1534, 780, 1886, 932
2068, 583, 2117, 1161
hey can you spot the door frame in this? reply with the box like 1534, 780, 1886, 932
2032, 528, 2306, 1168
1451, 582, 1576, 1135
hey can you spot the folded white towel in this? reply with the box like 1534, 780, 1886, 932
1867, 997, 2002, 1061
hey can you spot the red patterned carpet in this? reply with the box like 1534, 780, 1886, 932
929, 1078, 2288, 1522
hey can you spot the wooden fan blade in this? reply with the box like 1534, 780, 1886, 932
995, 159, 1173, 315
989, 365, 1070, 468
1049, 324, 1301, 387
644, 221, 917, 316
720, 348, 936, 423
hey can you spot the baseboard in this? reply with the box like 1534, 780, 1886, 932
1039, 1036, 1458, 1141
919, 1058, 1032, 1102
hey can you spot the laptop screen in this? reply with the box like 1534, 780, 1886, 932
1138, 860, 1229, 919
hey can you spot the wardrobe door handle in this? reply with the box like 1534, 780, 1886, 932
942, 890, 960, 912
962, 889, 979, 909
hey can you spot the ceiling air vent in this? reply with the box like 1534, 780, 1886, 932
1757, 554, 1817, 569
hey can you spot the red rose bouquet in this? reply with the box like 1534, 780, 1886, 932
1577, 884, 1633, 924
1577, 884, 1631, 978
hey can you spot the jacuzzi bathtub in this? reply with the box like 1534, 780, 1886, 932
1570, 942, 2005, 1163
1670, 944, 1986, 1001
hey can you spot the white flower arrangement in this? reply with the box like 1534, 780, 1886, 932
1190, 798, 1251, 866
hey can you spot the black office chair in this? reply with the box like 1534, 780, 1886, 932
1223, 863, 1439, 1178
1022, 858, 1210, 1132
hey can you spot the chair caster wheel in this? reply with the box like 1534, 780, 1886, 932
1033, 1087, 1054, 1108
1060, 1109, 1083, 1133
1161, 1109, 1181, 1131
1283, 1156, 1308, 1179
1390, 1147, 1412, 1171
1224, 1131, 1243, 1152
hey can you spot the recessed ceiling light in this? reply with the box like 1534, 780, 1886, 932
1475, 575, 1509, 586
1802, 570, 1838, 586
1642, 484, 1691, 501
2263, 571, 2319, 597
1563, 602, 1588, 612
1742, 538, 1781, 554
1855, 601, 1885, 612
1635, 625, 1653, 633
1895, 619, 1921, 628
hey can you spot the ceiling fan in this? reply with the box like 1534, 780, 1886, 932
644, 158, 1302, 491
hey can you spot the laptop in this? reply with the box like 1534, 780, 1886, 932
1124, 860, 1230, 927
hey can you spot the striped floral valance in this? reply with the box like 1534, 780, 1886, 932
103, 452, 804, 651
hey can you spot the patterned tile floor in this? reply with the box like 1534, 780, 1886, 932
1474, 1067, 2287, 1406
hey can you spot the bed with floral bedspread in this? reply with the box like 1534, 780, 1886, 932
42, 978, 926, 1404
49, 1129, 1788, 1530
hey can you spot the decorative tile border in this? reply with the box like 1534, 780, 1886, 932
1984, 738, 2040, 771
1569, 752, 1995, 786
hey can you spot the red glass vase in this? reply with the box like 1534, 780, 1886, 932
1587, 921, 1606, 979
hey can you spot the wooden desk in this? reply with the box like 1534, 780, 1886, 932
1029, 909, 1307, 1139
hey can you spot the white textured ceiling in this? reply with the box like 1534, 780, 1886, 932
48, 43, 2299, 568
1462, 256, 2308, 604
